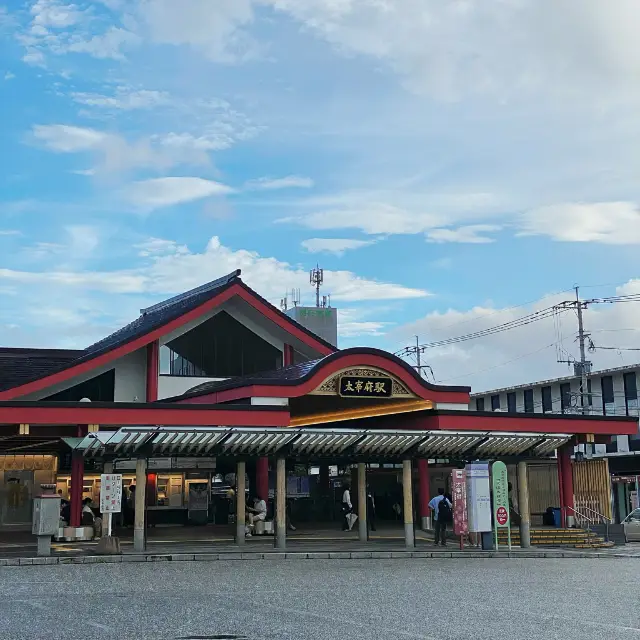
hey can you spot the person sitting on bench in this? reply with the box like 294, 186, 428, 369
245, 495, 267, 537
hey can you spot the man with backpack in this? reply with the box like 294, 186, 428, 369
428, 488, 452, 547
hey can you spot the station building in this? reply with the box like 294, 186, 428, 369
0, 270, 636, 549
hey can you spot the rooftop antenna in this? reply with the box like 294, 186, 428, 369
291, 288, 301, 307
310, 265, 324, 308
280, 294, 288, 312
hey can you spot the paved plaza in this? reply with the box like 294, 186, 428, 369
0, 558, 639, 640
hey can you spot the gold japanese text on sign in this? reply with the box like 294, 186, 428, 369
338, 375, 393, 398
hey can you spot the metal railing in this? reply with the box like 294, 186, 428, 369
579, 505, 612, 542
563, 506, 595, 534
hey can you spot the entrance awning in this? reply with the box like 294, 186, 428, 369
69, 426, 570, 460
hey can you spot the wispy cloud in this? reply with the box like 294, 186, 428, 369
126, 177, 233, 210
246, 175, 314, 191
301, 237, 376, 256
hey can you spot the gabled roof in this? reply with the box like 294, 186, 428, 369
0, 270, 335, 399
0, 348, 83, 392
83, 270, 242, 358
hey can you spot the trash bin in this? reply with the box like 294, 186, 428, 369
552, 507, 561, 528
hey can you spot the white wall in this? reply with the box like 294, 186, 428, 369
113, 350, 147, 402
158, 376, 225, 400
21, 349, 146, 402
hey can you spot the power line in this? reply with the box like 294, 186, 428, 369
409, 306, 564, 351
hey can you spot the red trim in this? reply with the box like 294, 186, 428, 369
0, 405, 289, 427
256, 457, 269, 500
177, 353, 470, 405
0, 283, 334, 401
430, 412, 636, 436
146, 341, 159, 402
283, 344, 294, 367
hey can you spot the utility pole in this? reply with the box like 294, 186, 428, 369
575, 286, 589, 415
397, 337, 434, 380
555, 287, 591, 414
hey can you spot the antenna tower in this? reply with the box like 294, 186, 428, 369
310, 266, 324, 308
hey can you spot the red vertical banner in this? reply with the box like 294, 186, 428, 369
452, 469, 468, 537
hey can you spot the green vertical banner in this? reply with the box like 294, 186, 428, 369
491, 461, 511, 550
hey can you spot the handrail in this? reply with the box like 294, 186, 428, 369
578, 506, 612, 542
563, 506, 594, 529
580, 505, 612, 524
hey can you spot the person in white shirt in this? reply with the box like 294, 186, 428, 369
246, 495, 267, 537
342, 484, 353, 531
428, 488, 452, 547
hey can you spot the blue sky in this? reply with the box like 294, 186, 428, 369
2, 0, 640, 391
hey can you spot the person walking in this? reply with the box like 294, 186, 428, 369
428, 488, 452, 547
366, 485, 377, 532
341, 483, 353, 531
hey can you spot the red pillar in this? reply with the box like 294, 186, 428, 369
70, 452, 84, 527
283, 344, 294, 367
417, 459, 431, 527
146, 340, 159, 402
256, 458, 269, 500
559, 444, 574, 526
557, 452, 565, 527
146, 473, 158, 506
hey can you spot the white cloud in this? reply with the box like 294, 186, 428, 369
520, 202, 640, 244
392, 280, 640, 391
67, 27, 139, 60
279, 203, 442, 235
246, 176, 314, 190
137, 0, 256, 62
426, 224, 502, 244
33, 124, 107, 152
3, 71, 15, 80
71, 87, 168, 110
0, 235, 428, 304
269, 0, 640, 101
31, 124, 212, 174
0, 230, 21, 236
30, 0, 84, 30
126, 177, 233, 210
301, 238, 376, 256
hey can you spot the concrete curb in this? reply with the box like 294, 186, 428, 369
0, 550, 635, 566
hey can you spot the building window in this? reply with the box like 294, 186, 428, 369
507, 392, 516, 413
159, 311, 282, 378
43, 369, 115, 402
560, 382, 571, 413
541, 386, 552, 413
601, 376, 615, 415
524, 389, 534, 413
491, 395, 500, 411
476, 398, 485, 411
624, 372, 638, 417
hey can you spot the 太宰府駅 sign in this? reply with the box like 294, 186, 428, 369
338, 375, 393, 398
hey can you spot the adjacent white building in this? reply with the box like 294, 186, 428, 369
470, 363, 640, 455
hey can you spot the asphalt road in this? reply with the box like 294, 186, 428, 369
0, 559, 638, 640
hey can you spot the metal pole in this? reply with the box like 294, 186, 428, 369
133, 458, 147, 552
518, 461, 531, 548
236, 461, 246, 546
103, 461, 113, 538
275, 458, 286, 549
402, 459, 414, 548
358, 463, 367, 542
576, 287, 589, 415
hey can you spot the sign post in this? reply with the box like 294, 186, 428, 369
100, 473, 123, 537
466, 462, 492, 549
451, 469, 468, 550
491, 461, 511, 550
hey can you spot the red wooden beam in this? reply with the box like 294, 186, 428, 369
0, 403, 290, 427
